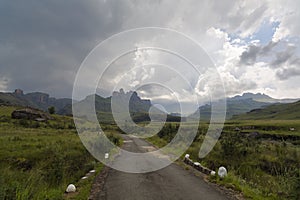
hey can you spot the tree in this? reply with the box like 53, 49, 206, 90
48, 106, 55, 114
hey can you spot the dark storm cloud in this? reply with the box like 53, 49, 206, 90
275, 56, 300, 80
276, 66, 300, 80
239, 45, 261, 65
0, 0, 130, 97
271, 45, 296, 67
273, 45, 300, 80
1, 0, 299, 100
239, 41, 278, 65
239, 41, 300, 80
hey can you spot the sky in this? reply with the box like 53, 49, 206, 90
0, 0, 300, 112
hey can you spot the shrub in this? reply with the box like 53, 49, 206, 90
48, 106, 55, 114
19, 119, 29, 128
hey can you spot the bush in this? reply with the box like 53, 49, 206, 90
19, 119, 30, 128
107, 132, 121, 146
48, 106, 55, 114
0, 116, 11, 123
30, 121, 40, 128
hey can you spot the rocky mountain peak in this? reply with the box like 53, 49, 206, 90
14, 89, 24, 95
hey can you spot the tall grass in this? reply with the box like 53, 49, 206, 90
0, 106, 102, 199
148, 121, 300, 200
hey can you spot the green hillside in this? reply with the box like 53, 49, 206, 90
191, 98, 270, 120
0, 90, 72, 114
0, 93, 31, 106
189, 93, 300, 121
232, 100, 300, 120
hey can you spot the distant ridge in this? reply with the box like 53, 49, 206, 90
231, 100, 300, 120
2, 90, 299, 121
0, 88, 182, 123
230, 92, 299, 103
69, 89, 182, 124
0, 89, 72, 114
190, 93, 299, 121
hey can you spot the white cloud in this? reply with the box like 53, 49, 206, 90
269, 0, 300, 41
0, 76, 9, 92
1, 0, 300, 103
120, 1, 300, 102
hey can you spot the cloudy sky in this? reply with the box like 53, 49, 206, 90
1, 0, 300, 109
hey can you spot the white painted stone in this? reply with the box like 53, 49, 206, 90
218, 166, 227, 178
81, 176, 87, 180
66, 184, 76, 193
210, 171, 216, 176
89, 169, 96, 173
194, 162, 200, 166
105, 153, 109, 159
185, 154, 190, 158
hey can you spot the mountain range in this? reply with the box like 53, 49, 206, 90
232, 100, 300, 120
1, 89, 299, 122
0, 89, 181, 123
71, 89, 182, 124
229, 92, 298, 103
190, 93, 299, 121
0, 89, 72, 114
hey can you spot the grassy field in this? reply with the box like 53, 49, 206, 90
1, 104, 300, 199
0, 105, 121, 200
147, 120, 300, 200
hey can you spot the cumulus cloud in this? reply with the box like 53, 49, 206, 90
270, 0, 300, 41
0, 0, 299, 105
